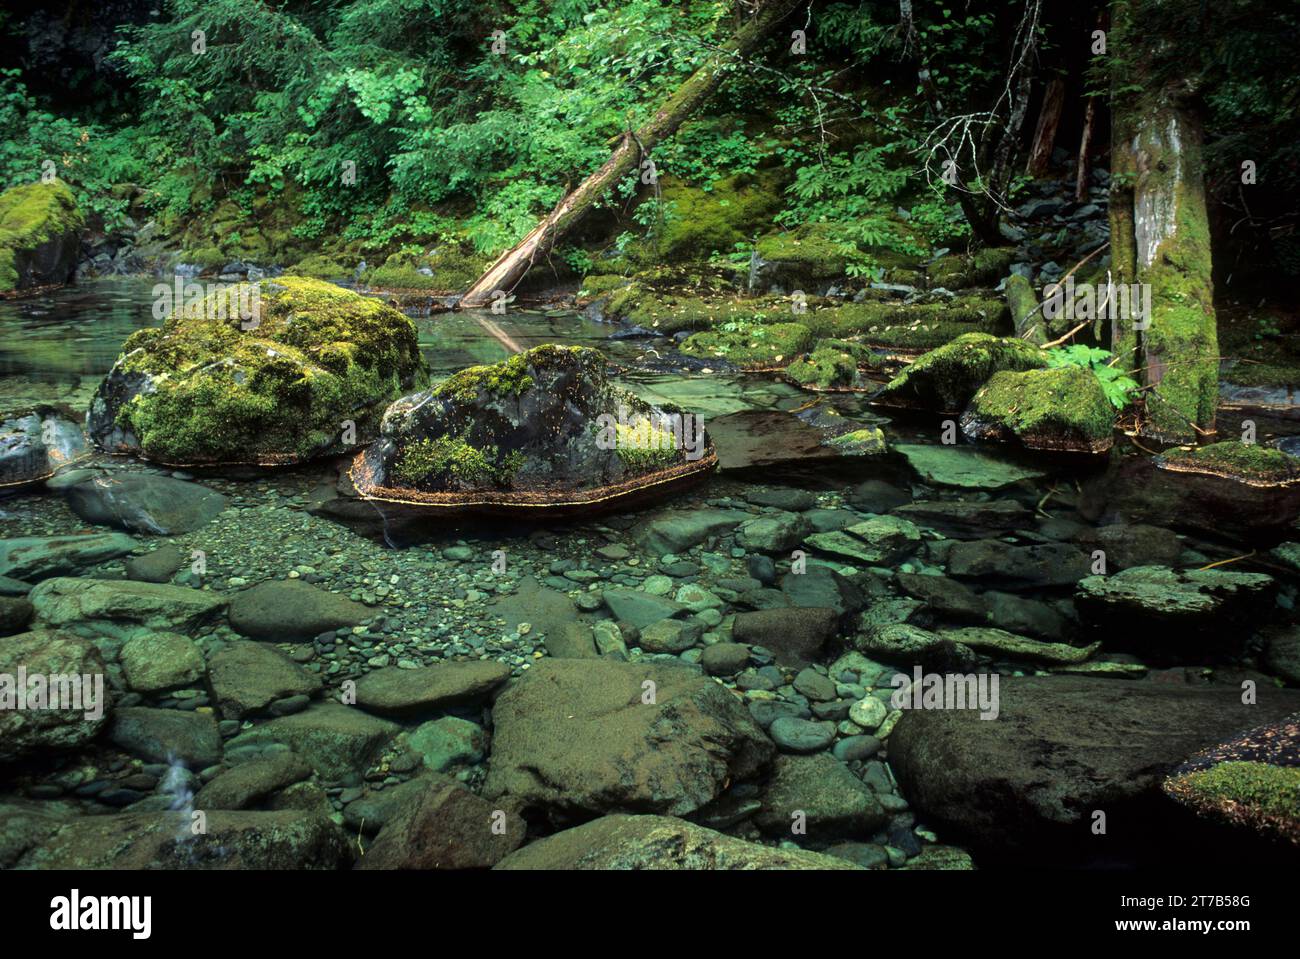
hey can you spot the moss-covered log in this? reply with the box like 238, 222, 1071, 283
1108, 0, 1219, 444
459, 0, 803, 308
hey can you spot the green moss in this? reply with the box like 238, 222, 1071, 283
578, 274, 633, 300
755, 225, 849, 280
827, 427, 888, 455
799, 295, 1008, 347
680, 321, 812, 368
181, 247, 227, 272
365, 247, 486, 291
1171, 761, 1300, 838
966, 366, 1116, 451
928, 247, 1016, 289
287, 254, 349, 280
1161, 441, 1300, 484
0, 180, 84, 293
392, 432, 522, 487
639, 171, 785, 263
434, 349, 540, 403
786, 340, 872, 389
613, 421, 681, 471
874, 331, 1048, 412
110, 275, 428, 464
1005, 273, 1042, 343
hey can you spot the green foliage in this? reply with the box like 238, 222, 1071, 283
1045, 345, 1140, 410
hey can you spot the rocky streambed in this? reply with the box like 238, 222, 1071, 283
0, 277, 1297, 870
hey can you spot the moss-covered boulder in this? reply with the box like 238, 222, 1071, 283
872, 332, 1047, 413
752, 225, 849, 291
351, 344, 716, 513
0, 180, 85, 295
88, 275, 428, 466
287, 254, 350, 280
0, 405, 88, 489
961, 366, 1116, 453
365, 247, 487, 292
927, 246, 1016, 289
1158, 441, 1300, 487
680, 322, 812, 369
785, 340, 878, 391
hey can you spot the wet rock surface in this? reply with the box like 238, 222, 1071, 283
889, 676, 1300, 865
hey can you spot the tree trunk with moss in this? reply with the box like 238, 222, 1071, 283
459, 0, 802, 308
1108, 1, 1219, 444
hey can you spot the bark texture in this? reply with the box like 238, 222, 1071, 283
1108, 0, 1218, 443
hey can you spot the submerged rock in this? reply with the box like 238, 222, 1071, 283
223, 703, 400, 782
0, 630, 109, 763
228, 579, 369, 640
58, 470, 227, 535
207, 641, 322, 720
495, 814, 860, 870
895, 443, 1046, 490
88, 275, 427, 466
754, 753, 887, 839
0, 532, 136, 581
872, 332, 1047, 413
888, 675, 1300, 865
353, 660, 510, 717
351, 345, 716, 515
0, 180, 84, 295
0, 405, 88, 490
482, 658, 774, 823
359, 774, 525, 869
29, 577, 227, 631
1075, 565, 1275, 657
1081, 444, 1300, 537
194, 754, 313, 811
109, 707, 222, 768
961, 366, 1115, 453
14, 809, 349, 869
119, 632, 205, 693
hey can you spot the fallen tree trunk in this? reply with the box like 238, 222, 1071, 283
458, 0, 803, 308
1108, 0, 1219, 444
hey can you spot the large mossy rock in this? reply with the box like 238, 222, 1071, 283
0, 405, 88, 489
482, 658, 774, 824
888, 675, 1300, 865
873, 332, 1047, 413
88, 275, 428, 466
0, 180, 84, 295
351, 344, 715, 512
961, 366, 1115, 453
785, 340, 878, 391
